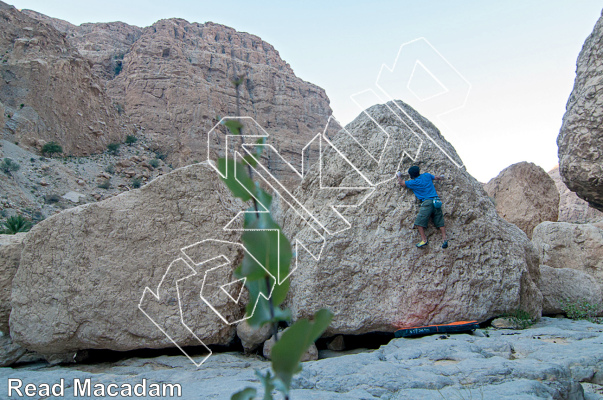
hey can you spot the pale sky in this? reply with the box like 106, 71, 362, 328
6, 0, 603, 181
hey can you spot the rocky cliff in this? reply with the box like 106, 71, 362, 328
23, 11, 332, 180
558, 10, 603, 211
0, 1, 127, 155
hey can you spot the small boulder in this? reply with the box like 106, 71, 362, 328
237, 320, 272, 353
538, 265, 602, 315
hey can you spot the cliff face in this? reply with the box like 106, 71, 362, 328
23, 11, 332, 176
105, 19, 332, 172
0, 2, 127, 156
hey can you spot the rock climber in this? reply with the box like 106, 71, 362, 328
397, 166, 448, 249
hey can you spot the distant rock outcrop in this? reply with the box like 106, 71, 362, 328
558, 10, 603, 212
548, 165, 603, 223
105, 19, 332, 176
10, 163, 247, 354
484, 162, 559, 239
279, 101, 542, 335
0, 2, 127, 155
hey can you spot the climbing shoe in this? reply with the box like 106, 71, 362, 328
416, 240, 428, 248
442, 240, 448, 249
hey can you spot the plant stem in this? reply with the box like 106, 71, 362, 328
233, 75, 259, 218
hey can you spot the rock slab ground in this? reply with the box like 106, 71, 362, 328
0, 318, 601, 399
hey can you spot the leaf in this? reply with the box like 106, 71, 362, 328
270, 309, 334, 393
243, 154, 258, 167
218, 158, 255, 201
255, 370, 275, 400
255, 186, 272, 212
255, 137, 266, 158
231, 387, 256, 400
223, 119, 243, 135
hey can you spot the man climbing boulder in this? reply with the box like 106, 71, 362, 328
397, 166, 448, 248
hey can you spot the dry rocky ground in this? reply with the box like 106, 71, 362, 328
0, 134, 173, 223
0, 317, 602, 399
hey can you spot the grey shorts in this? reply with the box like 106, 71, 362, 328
414, 199, 445, 228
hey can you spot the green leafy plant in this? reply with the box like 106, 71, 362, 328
149, 159, 160, 168
107, 143, 120, 155
223, 88, 332, 399
560, 299, 601, 323
131, 177, 142, 188
0, 158, 20, 175
125, 135, 138, 145
105, 164, 115, 174
1, 215, 32, 234
502, 309, 534, 330
41, 141, 63, 156
19, 103, 24, 109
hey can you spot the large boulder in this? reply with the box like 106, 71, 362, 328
557, 10, 603, 211
0, 232, 26, 334
10, 163, 248, 354
279, 101, 542, 335
538, 265, 602, 315
548, 166, 603, 223
484, 162, 559, 238
532, 221, 603, 282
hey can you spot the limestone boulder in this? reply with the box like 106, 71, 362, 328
0, 232, 26, 334
548, 165, 603, 223
558, 10, 603, 211
532, 221, 603, 282
10, 163, 248, 354
279, 101, 542, 336
538, 265, 602, 315
484, 162, 559, 238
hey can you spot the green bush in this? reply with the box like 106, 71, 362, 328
502, 309, 534, 330
107, 143, 120, 155
44, 194, 61, 204
560, 299, 601, 323
19, 103, 24, 109
131, 177, 142, 188
125, 135, 138, 145
41, 141, 63, 156
0, 158, 20, 174
149, 159, 160, 168
154, 151, 167, 161
1, 215, 32, 234
98, 179, 111, 189
105, 164, 115, 174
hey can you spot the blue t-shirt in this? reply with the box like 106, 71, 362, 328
405, 173, 438, 201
